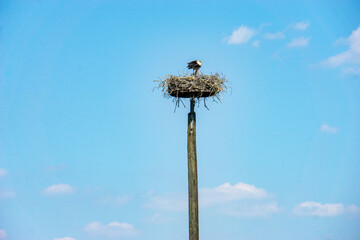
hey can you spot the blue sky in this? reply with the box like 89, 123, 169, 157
0, 1, 360, 240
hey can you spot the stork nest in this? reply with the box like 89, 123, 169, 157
154, 73, 228, 110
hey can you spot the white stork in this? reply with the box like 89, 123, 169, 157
187, 60, 202, 75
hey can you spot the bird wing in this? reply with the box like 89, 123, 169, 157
187, 61, 197, 69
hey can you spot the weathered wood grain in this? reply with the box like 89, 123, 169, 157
187, 98, 199, 240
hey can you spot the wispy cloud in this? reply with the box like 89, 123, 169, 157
292, 21, 310, 31
200, 182, 268, 207
343, 67, 360, 75
320, 25, 360, 75
201, 183, 277, 217
145, 183, 278, 218
43, 184, 76, 195
45, 164, 67, 172
0, 169, 8, 177
145, 182, 270, 211
264, 32, 285, 40
322, 51, 353, 67
220, 201, 280, 217
293, 201, 360, 217
98, 195, 130, 206
0, 229, 7, 240
319, 124, 338, 134
84, 221, 139, 238
54, 238, 75, 240
287, 37, 310, 47
143, 213, 174, 224
0, 189, 16, 199
144, 192, 187, 211
252, 40, 260, 47
226, 25, 257, 44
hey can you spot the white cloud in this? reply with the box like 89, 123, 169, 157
54, 238, 75, 240
84, 221, 139, 239
320, 25, 360, 75
347, 204, 360, 214
200, 182, 268, 207
252, 40, 260, 47
0, 229, 7, 240
43, 184, 76, 195
0, 189, 16, 199
145, 182, 269, 211
293, 201, 360, 216
144, 192, 187, 211
0, 169, 8, 177
143, 213, 174, 224
292, 21, 310, 31
45, 164, 66, 172
287, 37, 309, 47
145, 183, 277, 218
343, 66, 360, 75
320, 124, 338, 134
322, 51, 352, 67
98, 195, 130, 206
226, 25, 257, 44
264, 32, 285, 40
220, 201, 280, 217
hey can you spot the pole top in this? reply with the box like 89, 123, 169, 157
190, 98, 195, 113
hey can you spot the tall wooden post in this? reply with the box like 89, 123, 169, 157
187, 98, 199, 240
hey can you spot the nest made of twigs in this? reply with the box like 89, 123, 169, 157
156, 73, 227, 99
154, 73, 228, 111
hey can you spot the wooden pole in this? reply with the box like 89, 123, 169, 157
187, 98, 199, 240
